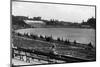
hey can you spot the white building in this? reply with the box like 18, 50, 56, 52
24, 20, 45, 27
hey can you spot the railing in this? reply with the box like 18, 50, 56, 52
12, 47, 61, 64
12, 47, 91, 64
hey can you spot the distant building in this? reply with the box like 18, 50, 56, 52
24, 20, 46, 27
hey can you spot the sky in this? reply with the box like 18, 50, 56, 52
12, 1, 95, 23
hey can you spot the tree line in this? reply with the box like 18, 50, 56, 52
81, 17, 96, 29
12, 15, 96, 29
15, 32, 93, 48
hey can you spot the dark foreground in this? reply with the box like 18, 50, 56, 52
12, 32, 96, 66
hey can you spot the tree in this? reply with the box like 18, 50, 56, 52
30, 34, 38, 39
73, 40, 77, 44
17, 32, 22, 36
64, 39, 70, 45
45, 36, 53, 42
33, 16, 41, 20
64, 39, 68, 43
88, 42, 93, 48
57, 37, 60, 41
87, 17, 96, 29
40, 35, 44, 39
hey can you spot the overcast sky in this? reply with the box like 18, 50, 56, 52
12, 1, 95, 23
